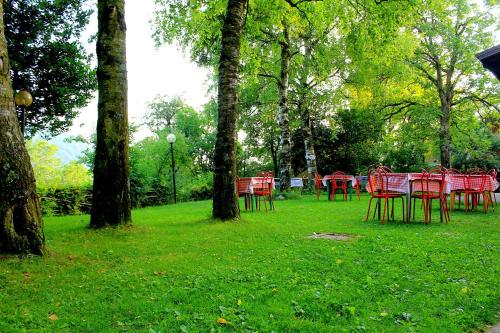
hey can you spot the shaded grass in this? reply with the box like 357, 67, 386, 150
0, 194, 498, 332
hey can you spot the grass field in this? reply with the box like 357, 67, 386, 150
0, 194, 498, 332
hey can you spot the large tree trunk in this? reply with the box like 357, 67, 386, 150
0, 1, 44, 255
90, 0, 131, 227
439, 101, 452, 168
277, 23, 292, 191
212, 0, 247, 220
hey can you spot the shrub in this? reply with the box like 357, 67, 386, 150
39, 186, 92, 216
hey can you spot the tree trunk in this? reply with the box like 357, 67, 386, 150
90, 0, 131, 227
0, 1, 45, 255
212, 0, 247, 220
439, 99, 452, 168
269, 134, 279, 178
301, 104, 317, 187
298, 40, 317, 187
278, 23, 292, 191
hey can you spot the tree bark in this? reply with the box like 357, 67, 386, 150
212, 0, 247, 220
90, 0, 131, 227
298, 40, 317, 187
0, 1, 45, 255
439, 93, 452, 168
301, 103, 317, 187
269, 134, 279, 178
278, 23, 292, 191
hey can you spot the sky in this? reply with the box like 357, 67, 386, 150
68, 0, 210, 139
51, 0, 211, 162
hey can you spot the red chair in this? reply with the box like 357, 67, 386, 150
446, 168, 463, 211
365, 167, 405, 224
463, 171, 488, 213
330, 171, 348, 201
314, 173, 324, 200
411, 167, 449, 224
353, 176, 362, 201
254, 172, 274, 211
237, 177, 252, 211
486, 169, 497, 210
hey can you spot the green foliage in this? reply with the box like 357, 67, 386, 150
0, 196, 498, 331
4, 0, 96, 137
26, 139, 92, 190
39, 186, 91, 216
127, 96, 216, 207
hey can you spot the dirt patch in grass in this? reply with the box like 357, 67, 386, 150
307, 232, 357, 241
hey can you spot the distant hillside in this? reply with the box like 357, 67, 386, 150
48, 134, 89, 164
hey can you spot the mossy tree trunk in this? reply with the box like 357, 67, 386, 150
212, 0, 247, 220
90, 0, 131, 227
0, 1, 44, 255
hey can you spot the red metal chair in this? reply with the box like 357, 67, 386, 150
463, 171, 488, 213
314, 173, 324, 200
237, 177, 252, 211
446, 168, 463, 211
330, 171, 348, 201
254, 172, 274, 211
353, 175, 362, 201
365, 167, 405, 224
411, 167, 449, 224
486, 169, 497, 210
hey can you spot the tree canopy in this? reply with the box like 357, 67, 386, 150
3, 0, 95, 137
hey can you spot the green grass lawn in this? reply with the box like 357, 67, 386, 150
1, 194, 499, 332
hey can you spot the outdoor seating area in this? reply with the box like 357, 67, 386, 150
1, 0, 499, 331
241, 166, 499, 227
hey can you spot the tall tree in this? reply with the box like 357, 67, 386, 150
0, 0, 45, 255
90, 0, 131, 227
212, 0, 248, 220
409, 0, 498, 167
3, 0, 95, 137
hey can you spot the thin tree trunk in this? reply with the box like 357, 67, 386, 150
298, 40, 317, 187
212, 0, 247, 220
269, 134, 279, 177
278, 23, 292, 191
90, 0, 131, 227
301, 104, 317, 187
0, 1, 44, 255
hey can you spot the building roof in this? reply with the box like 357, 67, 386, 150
476, 44, 500, 81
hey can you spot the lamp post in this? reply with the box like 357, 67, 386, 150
167, 133, 177, 204
14, 89, 33, 135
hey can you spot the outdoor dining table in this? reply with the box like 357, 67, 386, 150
322, 175, 357, 201
237, 177, 275, 211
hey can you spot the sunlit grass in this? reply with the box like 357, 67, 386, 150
0, 194, 498, 332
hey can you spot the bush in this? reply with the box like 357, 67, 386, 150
189, 174, 213, 201
39, 186, 92, 216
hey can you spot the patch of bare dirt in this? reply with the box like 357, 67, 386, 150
307, 232, 356, 241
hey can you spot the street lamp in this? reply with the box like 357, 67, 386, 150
14, 89, 33, 135
166, 133, 177, 204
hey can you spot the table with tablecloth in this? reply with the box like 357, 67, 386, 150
237, 177, 275, 210
322, 175, 358, 200
365, 173, 498, 221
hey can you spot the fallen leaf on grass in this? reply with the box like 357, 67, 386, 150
237, 299, 242, 306
48, 314, 58, 321
336, 259, 343, 264
217, 317, 228, 325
